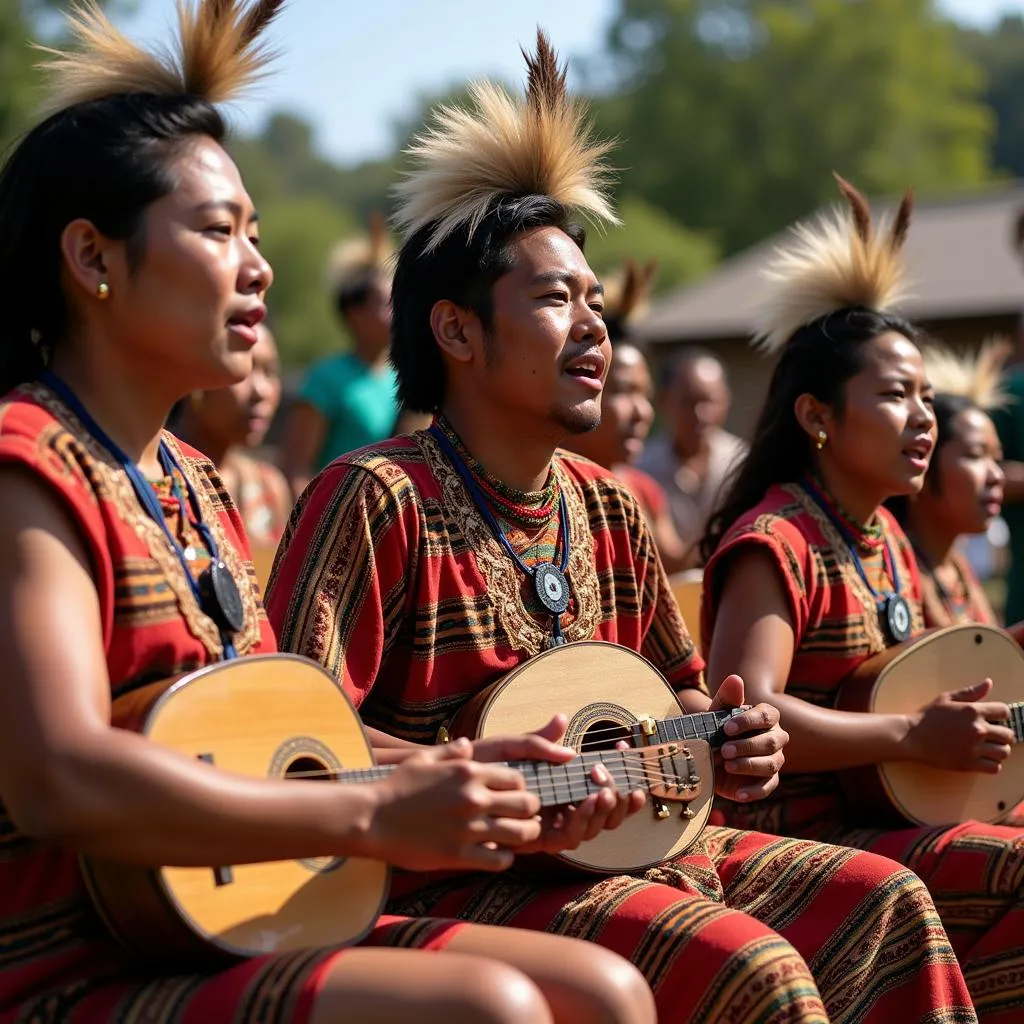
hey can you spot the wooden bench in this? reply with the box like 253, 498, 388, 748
669, 570, 704, 648
251, 547, 278, 593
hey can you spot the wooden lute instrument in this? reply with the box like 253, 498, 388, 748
446, 641, 743, 873
84, 649, 724, 964
836, 623, 1024, 826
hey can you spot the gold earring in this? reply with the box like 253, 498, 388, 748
815, 429, 827, 451
96, 282, 110, 300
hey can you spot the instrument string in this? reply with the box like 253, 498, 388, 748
281, 758, 698, 789
282, 748, 688, 775
566, 714, 738, 744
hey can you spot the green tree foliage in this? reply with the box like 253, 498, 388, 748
957, 16, 1024, 178
2, 0, 1016, 371
229, 117, 387, 367
586, 194, 718, 291
1, 1, 128, 150
598, 0, 994, 253
250, 195, 358, 368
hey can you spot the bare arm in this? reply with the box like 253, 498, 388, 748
282, 400, 327, 499
706, 548, 1014, 774
0, 469, 544, 873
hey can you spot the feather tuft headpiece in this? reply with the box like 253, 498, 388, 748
35, 0, 284, 113
392, 28, 620, 252
602, 259, 657, 329
325, 211, 395, 297
754, 173, 914, 353
923, 337, 1012, 411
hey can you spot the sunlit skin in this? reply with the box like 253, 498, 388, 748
666, 355, 730, 461
349, 273, 393, 365
176, 324, 289, 531
50, 136, 271, 476
422, 224, 789, 806
186, 323, 283, 461
0, 137, 665, 1023
568, 343, 689, 573
912, 408, 1005, 542
435, 226, 611, 492
708, 330, 1016, 780
571, 343, 655, 468
797, 332, 938, 524
903, 407, 1024, 641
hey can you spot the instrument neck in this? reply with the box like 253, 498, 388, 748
335, 750, 656, 808
1009, 703, 1024, 743
635, 708, 744, 750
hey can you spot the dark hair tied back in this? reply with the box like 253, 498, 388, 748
0, 93, 225, 394
701, 306, 920, 563
390, 194, 585, 413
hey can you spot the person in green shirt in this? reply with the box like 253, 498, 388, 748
283, 219, 399, 496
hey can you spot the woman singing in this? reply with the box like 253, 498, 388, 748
0, 4, 656, 1022
700, 175, 1024, 1020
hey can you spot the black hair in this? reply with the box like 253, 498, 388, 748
334, 267, 382, 322
389, 194, 585, 413
604, 312, 634, 345
887, 391, 975, 527
0, 92, 226, 394
659, 345, 725, 391
701, 306, 921, 563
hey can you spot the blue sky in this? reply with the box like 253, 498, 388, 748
111, 0, 1024, 166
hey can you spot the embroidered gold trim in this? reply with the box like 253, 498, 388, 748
784, 483, 922, 652
418, 431, 601, 656
27, 384, 258, 658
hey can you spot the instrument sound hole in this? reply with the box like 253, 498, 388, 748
579, 718, 631, 752
974, 633, 983, 645
284, 755, 337, 782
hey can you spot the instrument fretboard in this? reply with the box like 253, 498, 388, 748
331, 749, 672, 808
635, 707, 746, 750
1008, 702, 1024, 743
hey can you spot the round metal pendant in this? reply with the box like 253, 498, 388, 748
884, 594, 912, 643
534, 563, 571, 615
199, 560, 245, 634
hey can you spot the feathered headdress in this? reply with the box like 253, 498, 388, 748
325, 211, 394, 298
923, 337, 1012, 411
393, 29, 619, 251
602, 259, 657, 340
35, 0, 284, 113
754, 173, 914, 353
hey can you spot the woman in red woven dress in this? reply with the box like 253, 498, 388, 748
700, 175, 1024, 1020
0, 5, 659, 1022
887, 340, 1019, 632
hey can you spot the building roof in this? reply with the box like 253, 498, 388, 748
636, 184, 1024, 344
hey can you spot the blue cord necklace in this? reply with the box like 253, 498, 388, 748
41, 371, 243, 658
802, 476, 913, 644
429, 423, 571, 647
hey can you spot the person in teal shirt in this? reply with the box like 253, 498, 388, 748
283, 225, 399, 496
